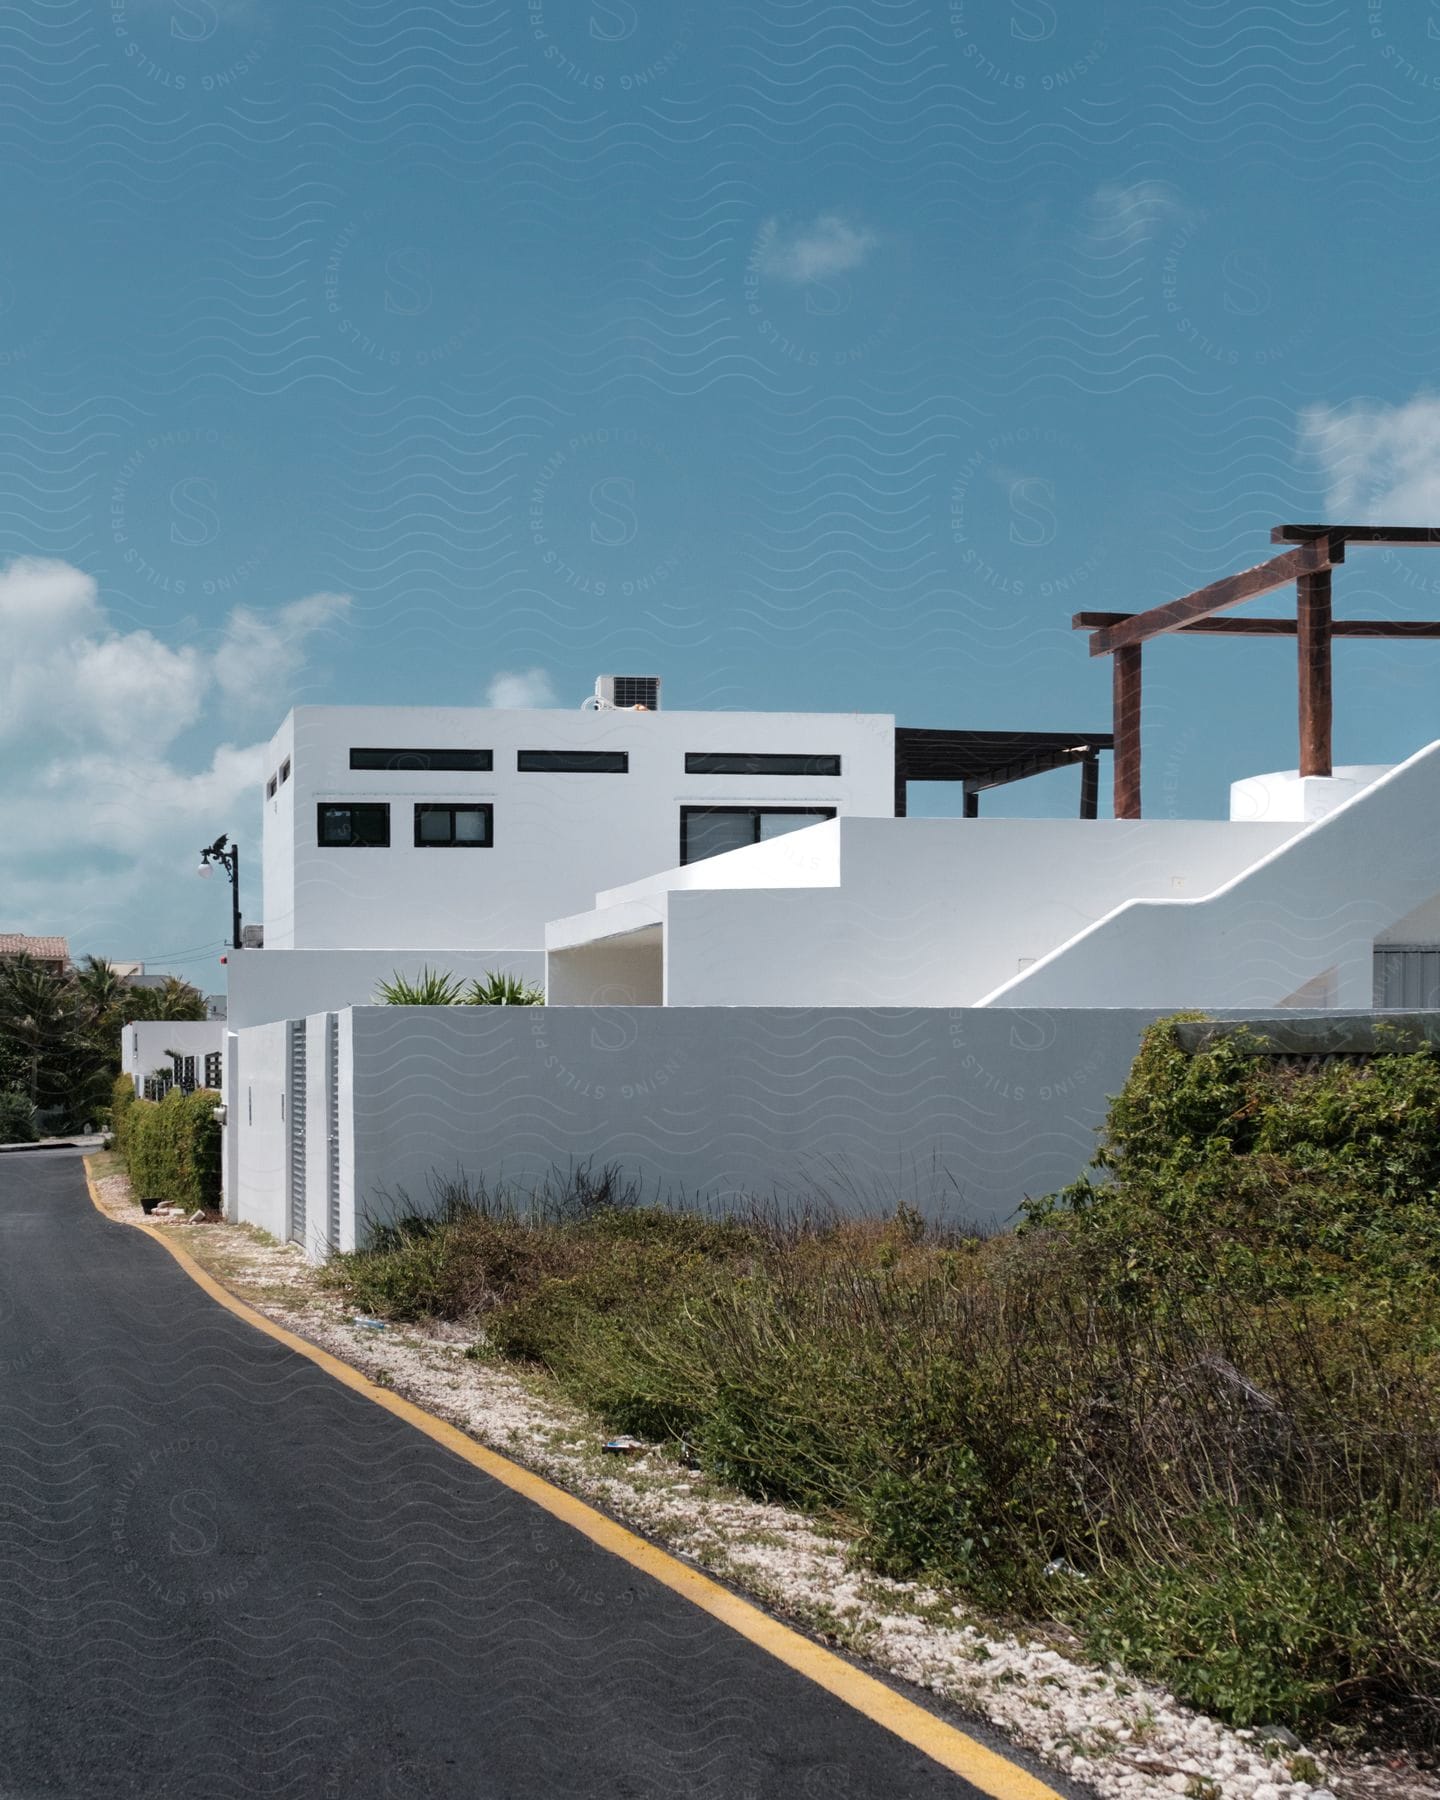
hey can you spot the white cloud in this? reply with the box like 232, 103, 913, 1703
485, 668, 557, 709
1298, 393, 1440, 521
758, 213, 877, 285
0, 557, 349, 962
1084, 180, 1187, 248
213, 590, 349, 703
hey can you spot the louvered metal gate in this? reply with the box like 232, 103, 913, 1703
1374, 946, 1440, 1009
288, 1020, 307, 1246
326, 1013, 340, 1253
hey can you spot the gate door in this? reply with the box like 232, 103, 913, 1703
288, 1019, 307, 1245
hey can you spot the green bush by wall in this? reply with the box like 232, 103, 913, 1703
116, 1077, 220, 1213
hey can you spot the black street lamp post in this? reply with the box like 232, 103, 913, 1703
197, 834, 243, 950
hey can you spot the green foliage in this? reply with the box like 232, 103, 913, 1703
0, 954, 208, 1132
464, 971, 544, 1005
0, 1089, 38, 1143
118, 1083, 221, 1212
115, 974, 209, 1024
375, 967, 544, 1006
375, 967, 470, 1006
111, 1074, 137, 1159
1022, 1016, 1440, 1309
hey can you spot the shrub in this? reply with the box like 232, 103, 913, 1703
464, 971, 544, 1005
320, 1065, 1440, 1743
375, 967, 469, 1006
110, 1074, 136, 1157
0, 1089, 38, 1144
375, 967, 544, 1006
120, 1084, 220, 1212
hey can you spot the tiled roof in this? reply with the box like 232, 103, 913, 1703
0, 934, 70, 962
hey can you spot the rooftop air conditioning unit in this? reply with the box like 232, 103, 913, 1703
594, 674, 661, 712
240, 925, 265, 949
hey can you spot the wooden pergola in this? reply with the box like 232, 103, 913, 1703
1074, 525, 1440, 819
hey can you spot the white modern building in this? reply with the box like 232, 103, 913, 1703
231, 684, 905, 1026
218, 665, 1440, 1256
121, 1019, 225, 1094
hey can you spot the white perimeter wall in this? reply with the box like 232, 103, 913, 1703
121, 1019, 225, 1083
270, 704, 894, 951
576, 816, 1298, 1007
226, 947, 546, 1029
331, 1004, 1170, 1237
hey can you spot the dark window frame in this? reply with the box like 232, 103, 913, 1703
679, 805, 837, 866
413, 802, 494, 849
350, 747, 493, 772
517, 750, 629, 774
266, 775, 277, 799
317, 802, 391, 848
279, 757, 291, 784
684, 752, 842, 778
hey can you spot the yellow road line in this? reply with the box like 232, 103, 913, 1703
82, 1159, 1065, 1800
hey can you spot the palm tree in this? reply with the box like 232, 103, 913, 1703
0, 954, 74, 1109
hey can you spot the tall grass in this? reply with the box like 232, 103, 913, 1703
324, 1032, 1440, 1743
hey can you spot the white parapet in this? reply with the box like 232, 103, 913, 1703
1229, 764, 1394, 824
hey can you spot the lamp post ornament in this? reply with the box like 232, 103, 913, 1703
197, 834, 242, 950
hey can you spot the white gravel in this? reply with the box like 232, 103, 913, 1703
89, 1167, 1435, 1800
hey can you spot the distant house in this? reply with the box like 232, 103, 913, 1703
0, 934, 70, 975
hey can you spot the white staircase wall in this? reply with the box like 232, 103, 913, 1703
979, 740, 1440, 1011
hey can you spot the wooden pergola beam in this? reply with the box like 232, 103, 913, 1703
1272, 524, 1440, 547
1084, 538, 1338, 657
1074, 612, 1440, 638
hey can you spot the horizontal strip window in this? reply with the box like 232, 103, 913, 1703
349, 747, 493, 772
517, 750, 629, 773
317, 803, 390, 848
685, 752, 842, 777
415, 803, 493, 848
680, 805, 836, 866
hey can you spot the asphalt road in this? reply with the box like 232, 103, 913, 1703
0, 1151, 1057, 1800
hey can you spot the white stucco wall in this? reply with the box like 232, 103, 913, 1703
120, 1020, 225, 1085
228, 1019, 288, 1241
1230, 765, 1392, 824
327, 1004, 1165, 1239
225, 947, 546, 1029
986, 739, 1440, 1011
259, 711, 296, 948
262, 704, 893, 952
548, 816, 1300, 1008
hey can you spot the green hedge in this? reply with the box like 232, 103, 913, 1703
111, 1074, 137, 1157
116, 1077, 220, 1213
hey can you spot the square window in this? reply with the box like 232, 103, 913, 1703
413, 803, 494, 847
318, 803, 390, 847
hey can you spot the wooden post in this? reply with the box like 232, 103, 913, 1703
1297, 567, 1333, 777
1079, 756, 1099, 820
1112, 645, 1142, 819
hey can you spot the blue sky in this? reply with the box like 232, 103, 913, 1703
5, 0, 1440, 975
